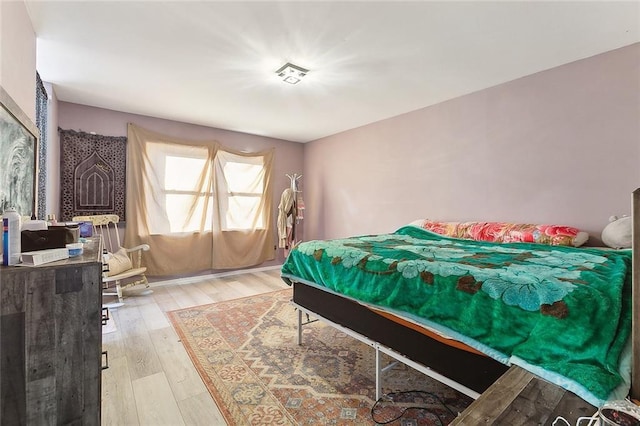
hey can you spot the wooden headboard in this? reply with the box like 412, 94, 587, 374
631, 188, 639, 400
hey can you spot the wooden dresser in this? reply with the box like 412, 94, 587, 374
0, 237, 103, 425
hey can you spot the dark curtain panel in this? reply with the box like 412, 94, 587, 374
35, 72, 48, 220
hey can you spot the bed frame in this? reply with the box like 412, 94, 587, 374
291, 282, 508, 400
291, 188, 640, 404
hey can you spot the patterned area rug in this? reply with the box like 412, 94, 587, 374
167, 289, 472, 425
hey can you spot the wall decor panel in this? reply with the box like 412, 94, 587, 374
59, 128, 126, 221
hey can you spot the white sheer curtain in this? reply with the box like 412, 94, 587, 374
125, 123, 274, 276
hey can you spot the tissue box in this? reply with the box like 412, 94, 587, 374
21, 225, 80, 252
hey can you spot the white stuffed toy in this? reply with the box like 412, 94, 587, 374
601, 215, 632, 249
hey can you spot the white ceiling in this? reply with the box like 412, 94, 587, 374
26, 1, 640, 143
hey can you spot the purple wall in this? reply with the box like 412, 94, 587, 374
57, 102, 304, 265
304, 43, 640, 246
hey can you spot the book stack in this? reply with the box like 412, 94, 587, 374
20, 248, 69, 266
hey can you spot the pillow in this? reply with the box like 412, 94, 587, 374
601, 215, 632, 249
413, 220, 589, 247
106, 248, 133, 276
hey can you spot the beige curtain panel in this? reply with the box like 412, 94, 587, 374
125, 123, 275, 276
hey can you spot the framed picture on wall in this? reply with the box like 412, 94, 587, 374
0, 86, 39, 218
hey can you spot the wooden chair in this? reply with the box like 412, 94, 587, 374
73, 214, 151, 307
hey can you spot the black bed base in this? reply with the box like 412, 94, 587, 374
292, 281, 509, 396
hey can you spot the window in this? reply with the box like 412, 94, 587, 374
145, 142, 213, 234
215, 151, 267, 231
143, 142, 270, 234
164, 154, 213, 232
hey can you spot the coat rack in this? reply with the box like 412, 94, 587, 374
279, 173, 304, 254
286, 173, 302, 192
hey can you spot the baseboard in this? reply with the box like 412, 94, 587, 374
149, 264, 283, 288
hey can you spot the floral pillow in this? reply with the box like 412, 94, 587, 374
411, 220, 589, 247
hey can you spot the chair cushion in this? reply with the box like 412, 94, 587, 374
103, 267, 147, 283
106, 248, 133, 277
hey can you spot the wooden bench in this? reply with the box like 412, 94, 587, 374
451, 366, 597, 425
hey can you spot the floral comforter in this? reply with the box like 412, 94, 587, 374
281, 226, 632, 406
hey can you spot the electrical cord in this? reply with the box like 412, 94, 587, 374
370, 390, 457, 425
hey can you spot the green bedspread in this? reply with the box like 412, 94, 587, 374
281, 226, 632, 405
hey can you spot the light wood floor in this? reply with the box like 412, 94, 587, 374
100, 267, 288, 426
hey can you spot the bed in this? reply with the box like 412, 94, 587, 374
281, 195, 640, 409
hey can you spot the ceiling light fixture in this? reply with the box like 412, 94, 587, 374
276, 62, 308, 84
